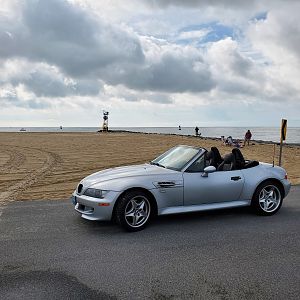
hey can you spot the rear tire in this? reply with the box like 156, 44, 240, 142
116, 190, 152, 232
252, 180, 283, 215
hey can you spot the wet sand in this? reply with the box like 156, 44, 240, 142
0, 132, 299, 203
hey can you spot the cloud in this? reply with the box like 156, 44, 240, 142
248, 6, 300, 64
0, 0, 217, 97
104, 53, 215, 93
246, 3, 300, 102
21, 70, 101, 98
0, 86, 50, 109
208, 38, 256, 77
103, 84, 173, 104
0, 0, 299, 128
0, 60, 102, 98
102, 36, 216, 93
0, 0, 144, 78
146, 0, 257, 9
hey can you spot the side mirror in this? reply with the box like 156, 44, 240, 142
201, 166, 216, 177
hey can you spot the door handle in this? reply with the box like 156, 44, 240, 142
231, 176, 241, 181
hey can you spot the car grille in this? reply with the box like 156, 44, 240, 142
77, 184, 83, 194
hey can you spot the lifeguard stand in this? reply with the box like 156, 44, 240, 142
102, 110, 109, 132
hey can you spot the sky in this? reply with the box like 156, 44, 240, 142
0, 0, 300, 127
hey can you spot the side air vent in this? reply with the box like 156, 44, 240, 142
77, 184, 83, 194
153, 180, 183, 189
157, 182, 176, 188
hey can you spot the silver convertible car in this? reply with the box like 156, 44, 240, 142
71, 145, 291, 231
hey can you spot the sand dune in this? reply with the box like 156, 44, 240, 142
0, 132, 299, 203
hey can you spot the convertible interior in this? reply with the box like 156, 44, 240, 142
206, 147, 259, 171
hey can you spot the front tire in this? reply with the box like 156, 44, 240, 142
116, 190, 152, 232
252, 180, 283, 215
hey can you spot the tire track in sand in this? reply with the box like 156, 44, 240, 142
0, 147, 26, 172
0, 145, 62, 205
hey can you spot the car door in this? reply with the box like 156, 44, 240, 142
183, 155, 244, 206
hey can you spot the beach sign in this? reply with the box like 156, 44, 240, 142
281, 119, 287, 141
279, 119, 287, 166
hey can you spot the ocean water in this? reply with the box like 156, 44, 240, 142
1, 127, 300, 144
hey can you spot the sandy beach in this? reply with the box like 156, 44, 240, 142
0, 132, 299, 204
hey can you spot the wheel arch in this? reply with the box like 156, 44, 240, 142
252, 178, 285, 203
111, 187, 158, 221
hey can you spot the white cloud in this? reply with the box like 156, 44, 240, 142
244, 3, 300, 107
206, 38, 264, 98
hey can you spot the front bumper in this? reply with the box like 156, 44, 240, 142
71, 190, 121, 221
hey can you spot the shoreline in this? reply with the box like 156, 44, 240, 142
1, 127, 299, 145
108, 130, 300, 147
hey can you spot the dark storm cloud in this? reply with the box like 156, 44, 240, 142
21, 71, 71, 98
105, 53, 215, 93
22, 71, 101, 97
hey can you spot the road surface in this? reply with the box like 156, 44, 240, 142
0, 186, 299, 299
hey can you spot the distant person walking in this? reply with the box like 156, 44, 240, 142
178, 125, 181, 131
195, 126, 199, 136
244, 129, 252, 146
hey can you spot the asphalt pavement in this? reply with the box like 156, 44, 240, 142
0, 186, 299, 299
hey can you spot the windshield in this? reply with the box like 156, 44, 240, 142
150, 146, 201, 171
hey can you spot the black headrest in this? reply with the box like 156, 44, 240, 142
232, 148, 245, 169
211, 147, 223, 164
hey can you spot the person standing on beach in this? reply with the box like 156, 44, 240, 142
244, 130, 252, 146
195, 126, 199, 136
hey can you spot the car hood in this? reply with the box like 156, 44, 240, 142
82, 164, 179, 187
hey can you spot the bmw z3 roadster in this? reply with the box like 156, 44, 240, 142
71, 145, 291, 231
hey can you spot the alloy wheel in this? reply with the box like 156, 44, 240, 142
259, 185, 281, 213
125, 196, 151, 228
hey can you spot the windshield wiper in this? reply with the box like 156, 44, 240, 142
150, 162, 166, 168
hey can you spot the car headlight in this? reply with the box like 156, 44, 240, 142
83, 188, 108, 198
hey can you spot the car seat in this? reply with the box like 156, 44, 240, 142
232, 148, 259, 169
217, 153, 236, 171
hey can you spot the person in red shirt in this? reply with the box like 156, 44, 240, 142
244, 130, 252, 146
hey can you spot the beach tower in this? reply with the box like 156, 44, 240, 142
102, 110, 109, 132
